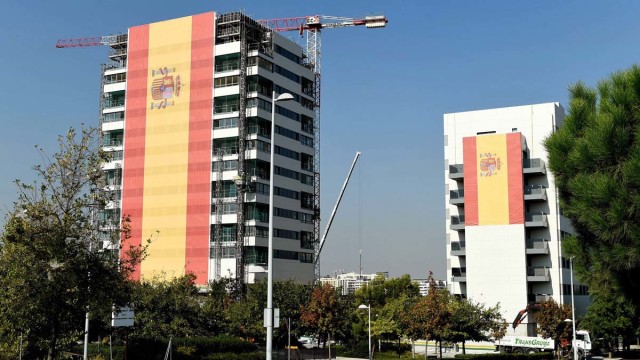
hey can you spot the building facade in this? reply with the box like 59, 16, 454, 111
100, 12, 318, 286
443, 103, 589, 336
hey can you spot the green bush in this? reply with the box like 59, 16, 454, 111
202, 352, 263, 360
454, 353, 554, 360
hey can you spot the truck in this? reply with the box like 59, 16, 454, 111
497, 304, 592, 359
497, 331, 591, 359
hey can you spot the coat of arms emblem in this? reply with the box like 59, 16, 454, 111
479, 152, 501, 177
150, 67, 181, 110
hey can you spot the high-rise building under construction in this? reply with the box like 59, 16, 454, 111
100, 12, 318, 285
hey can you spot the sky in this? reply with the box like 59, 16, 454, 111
1, 0, 639, 280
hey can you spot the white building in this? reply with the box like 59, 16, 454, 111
318, 272, 388, 295
100, 12, 317, 286
443, 103, 590, 336
413, 278, 447, 297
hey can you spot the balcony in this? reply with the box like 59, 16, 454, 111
527, 267, 550, 282
450, 241, 466, 256
524, 185, 547, 201
523, 158, 546, 175
526, 238, 550, 255
525, 212, 548, 228
449, 189, 465, 206
452, 267, 467, 282
528, 294, 553, 303
449, 164, 464, 180
450, 215, 465, 231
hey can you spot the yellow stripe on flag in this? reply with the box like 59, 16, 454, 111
140, 16, 193, 280
476, 134, 509, 225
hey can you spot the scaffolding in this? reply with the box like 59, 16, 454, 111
215, 12, 273, 284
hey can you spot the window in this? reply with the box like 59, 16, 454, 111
215, 53, 239, 72
301, 232, 314, 249
275, 44, 302, 64
301, 115, 314, 134
246, 246, 268, 264
246, 226, 269, 238
300, 135, 313, 148
214, 75, 239, 88
214, 95, 240, 114
300, 174, 313, 186
212, 160, 238, 171
301, 192, 314, 210
247, 139, 270, 153
275, 64, 300, 83
248, 56, 273, 72
275, 166, 299, 180
102, 111, 124, 123
211, 203, 237, 214
275, 145, 300, 160
247, 97, 272, 112
274, 249, 299, 261
274, 228, 299, 240
301, 77, 314, 97
276, 105, 300, 122
274, 85, 300, 102
301, 153, 313, 172
274, 186, 299, 200
276, 125, 299, 141
299, 252, 314, 263
254, 182, 269, 195
247, 75, 273, 96
104, 72, 126, 84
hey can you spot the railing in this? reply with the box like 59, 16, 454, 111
528, 294, 553, 303
103, 140, 123, 147
449, 164, 464, 178
450, 189, 464, 199
523, 158, 546, 174
215, 62, 239, 72
526, 212, 548, 224
452, 267, 467, 278
526, 239, 549, 250
451, 241, 466, 251
247, 213, 268, 223
104, 98, 125, 108
247, 168, 269, 180
527, 267, 549, 277
248, 125, 270, 138
524, 185, 546, 196
451, 215, 465, 225
212, 146, 239, 156
214, 103, 239, 114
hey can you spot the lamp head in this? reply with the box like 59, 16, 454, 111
358, 304, 369, 309
275, 93, 294, 102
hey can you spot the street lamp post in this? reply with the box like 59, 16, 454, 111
266, 91, 294, 360
569, 257, 577, 360
358, 304, 371, 360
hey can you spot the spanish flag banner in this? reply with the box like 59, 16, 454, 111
121, 12, 214, 284
463, 133, 524, 226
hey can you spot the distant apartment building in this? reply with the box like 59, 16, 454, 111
413, 278, 447, 297
319, 272, 446, 296
99, 12, 318, 286
443, 103, 590, 336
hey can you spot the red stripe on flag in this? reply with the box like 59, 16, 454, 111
507, 133, 524, 224
463, 137, 478, 226
185, 12, 214, 284
120, 24, 150, 281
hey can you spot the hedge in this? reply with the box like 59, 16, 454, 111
455, 353, 554, 360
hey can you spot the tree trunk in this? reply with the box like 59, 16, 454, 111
411, 339, 415, 359
47, 316, 58, 360
425, 338, 428, 360
328, 332, 331, 359
439, 340, 443, 359
463, 340, 466, 355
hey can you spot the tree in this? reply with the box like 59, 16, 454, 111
300, 284, 344, 359
0, 128, 144, 359
544, 64, 640, 307
131, 274, 212, 338
533, 300, 573, 357
404, 273, 451, 359
445, 298, 506, 354
581, 292, 637, 355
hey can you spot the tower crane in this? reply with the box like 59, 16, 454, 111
56, 13, 388, 280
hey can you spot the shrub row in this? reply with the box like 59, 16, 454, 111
455, 353, 554, 360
